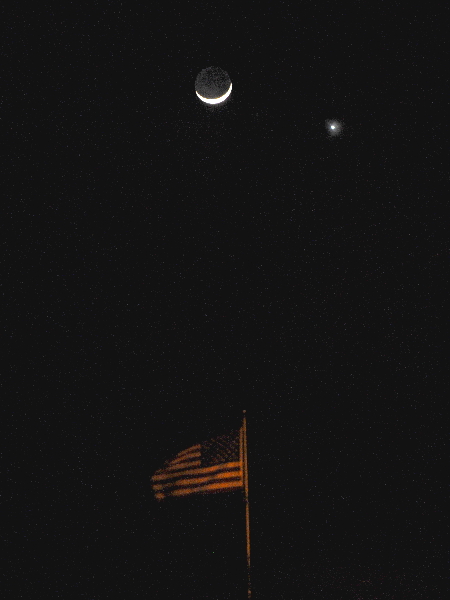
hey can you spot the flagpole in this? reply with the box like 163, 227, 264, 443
242, 409, 252, 598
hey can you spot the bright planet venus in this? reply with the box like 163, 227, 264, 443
195, 66, 232, 104
326, 120, 343, 135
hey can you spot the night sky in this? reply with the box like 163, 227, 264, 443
4, 5, 447, 599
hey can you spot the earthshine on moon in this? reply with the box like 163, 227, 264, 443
195, 66, 232, 105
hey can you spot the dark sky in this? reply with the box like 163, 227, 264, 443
4, 4, 447, 599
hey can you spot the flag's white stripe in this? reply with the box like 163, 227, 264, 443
153, 459, 201, 477
179, 444, 201, 454
170, 451, 201, 465
152, 460, 242, 482
155, 479, 243, 499
172, 445, 201, 459
152, 469, 243, 490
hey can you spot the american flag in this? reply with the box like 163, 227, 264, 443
151, 428, 244, 501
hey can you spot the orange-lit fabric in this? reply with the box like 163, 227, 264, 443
151, 429, 243, 500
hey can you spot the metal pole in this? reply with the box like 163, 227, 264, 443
242, 410, 251, 598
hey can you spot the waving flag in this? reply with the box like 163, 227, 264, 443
151, 427, 243, 501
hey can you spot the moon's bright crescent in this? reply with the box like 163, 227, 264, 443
196, 83, 232, 104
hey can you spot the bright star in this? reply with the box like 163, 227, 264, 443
325, 120, 344, 136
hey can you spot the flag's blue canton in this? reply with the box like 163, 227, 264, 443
201, 429, 240, 466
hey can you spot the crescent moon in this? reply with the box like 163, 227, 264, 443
196, 83, 232, 105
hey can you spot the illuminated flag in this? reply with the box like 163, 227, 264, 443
151, 427, 244, 501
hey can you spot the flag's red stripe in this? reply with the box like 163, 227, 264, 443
152, 461, 242, 482
154, 478, 243, 499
